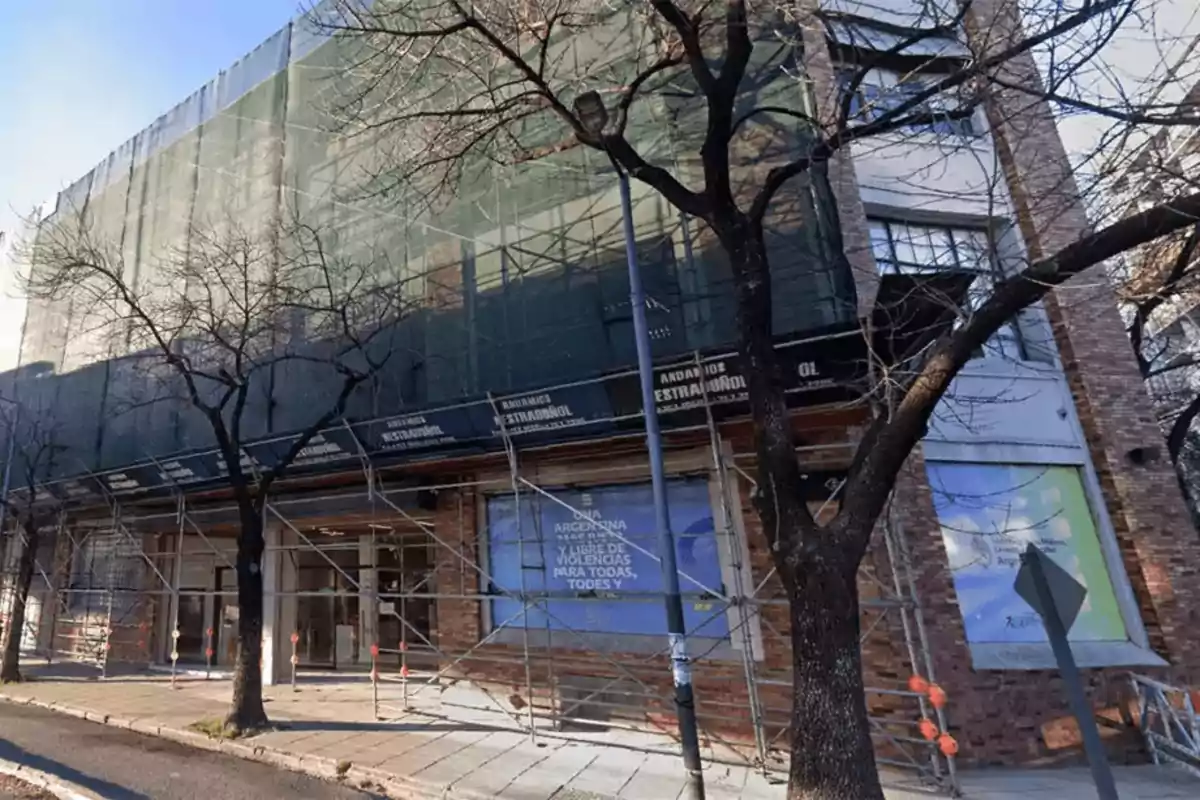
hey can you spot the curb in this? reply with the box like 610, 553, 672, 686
0, 756, 99, 800
0, 692, 495, 800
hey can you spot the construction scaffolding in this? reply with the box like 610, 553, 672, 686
0, 11, 957, 781
0, 373, 959, 796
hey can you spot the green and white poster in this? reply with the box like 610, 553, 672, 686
927, 463, 1126, 644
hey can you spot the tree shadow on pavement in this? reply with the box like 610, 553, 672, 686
0, 739, 150, 800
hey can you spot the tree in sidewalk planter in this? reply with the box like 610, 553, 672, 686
0, 403, 64, 684
22, 216, 414, 732
314, 1, 1200, 797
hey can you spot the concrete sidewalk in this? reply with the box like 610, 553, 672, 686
0, 663, 1195, 800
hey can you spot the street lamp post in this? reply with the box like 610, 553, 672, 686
573, 91, 706, 800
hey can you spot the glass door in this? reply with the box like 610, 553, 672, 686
297, 566, 336, 668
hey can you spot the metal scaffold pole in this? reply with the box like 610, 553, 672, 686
489, 393, 538, 742
696, 351, 769, 771
170, 494, 186, 687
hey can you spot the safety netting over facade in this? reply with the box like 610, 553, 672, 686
1, 2, 959, 795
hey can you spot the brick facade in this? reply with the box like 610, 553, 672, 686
418, 418, 949, 767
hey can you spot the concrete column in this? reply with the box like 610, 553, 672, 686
278, 530, 297, 680
261, 524, 280, 686
358, 534, 377, 665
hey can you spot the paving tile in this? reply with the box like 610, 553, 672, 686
697, 763, 748, 800
309, 729, 398, 761
616, 753, 688, 799
450, 740, 562, 797
374, 728, 494, 777
256, 728, 329, 750
288, 729, 368, 758
558, 748, 647, 797
413, 730, 529, 789
735, 767, 790, 800
498, 743, 599, 799
352, 728, 448, 769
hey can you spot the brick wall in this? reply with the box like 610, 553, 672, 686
424, 419, 942, 766
421, 388, 1199, 769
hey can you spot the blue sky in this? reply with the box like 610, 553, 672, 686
0, 1, 302, 369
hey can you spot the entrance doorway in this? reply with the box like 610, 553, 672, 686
175, 591, 206, 662
293, 543, 361, 669
296, 566, 359, 668
377, 535, 436, 668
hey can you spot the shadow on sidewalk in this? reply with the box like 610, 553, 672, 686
277, 719, 504, 733
0, 739, 151, 800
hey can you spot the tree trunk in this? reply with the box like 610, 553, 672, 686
0, 523, 40, 683
226, 502, 269, 732
780, 544, 884, 800
721, 222, 884, 798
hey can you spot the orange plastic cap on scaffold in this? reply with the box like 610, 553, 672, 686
908, 675, 930, 695
399, 641, 407, 652
206, 627, 214, 637
370, 669, 379, 682
928, 684, 948, 709
400, 665, 410, 678
937, 733, 959, 757
290, 631, 300, 644
205, 648, 214, 658
918, 718, 939, 741
370, 643, 380, 657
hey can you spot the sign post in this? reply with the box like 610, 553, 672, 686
1014, 543, 1119, 800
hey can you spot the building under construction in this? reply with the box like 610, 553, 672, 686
3, 1, 1199, 792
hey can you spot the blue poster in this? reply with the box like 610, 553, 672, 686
487, 480, 730, 638
927, 462, 1126, 645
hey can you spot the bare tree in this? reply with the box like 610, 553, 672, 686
0, 399, 64, 683
22, 213, 413, 732
1122, 223, 1200, 503
1105, 77, 1200, 523
308, 1, 1200, 797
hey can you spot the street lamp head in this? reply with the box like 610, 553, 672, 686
573, 91, 609, 138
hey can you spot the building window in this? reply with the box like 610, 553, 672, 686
840, 69, 976, 136
869, 219, 1023, 360
926, 463, 1131, 653
484, 479, 730, 640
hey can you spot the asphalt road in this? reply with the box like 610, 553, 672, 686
0, 703, 380, 800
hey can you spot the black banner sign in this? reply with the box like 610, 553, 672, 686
27, 329, 867, 506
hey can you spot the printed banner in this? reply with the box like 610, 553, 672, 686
486, 479, 730, 638
29, 330, 866, 505
928, 463, 1126, 644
